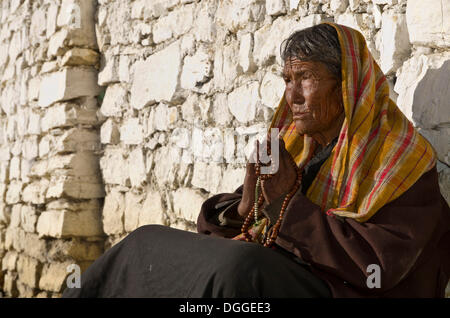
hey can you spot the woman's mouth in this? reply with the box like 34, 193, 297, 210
293, 112, 309, 120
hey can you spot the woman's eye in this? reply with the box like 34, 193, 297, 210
283, 77, 291, 83
302, 71, 313, 80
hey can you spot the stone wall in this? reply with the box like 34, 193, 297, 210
0, 0, 449, 297
0, 0, 105, 297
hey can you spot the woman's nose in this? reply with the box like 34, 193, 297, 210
286, 83, 305, 106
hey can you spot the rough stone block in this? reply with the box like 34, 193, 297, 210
36, 208, 103, 238
266, 0, 286, 16
406, 0, 450, 48
61, 48, 99, 66
100, 148, 130, 186
128, 148, 146, 187
227, 82, 259, 123
380, 13, 410, 74
120, 118, 144, 145
191, 162, 223, 194
124, 192, 144, 232
260, 71, 285, 109
100, 84, 127, 117
172, 188, 207, 223
130, 41, 182, 109
39, 261, 73, 292
102, 189, 125, 235
181, 49, 212, 90
16, 255, 41, 288
2, 251, 18, 271
100, 119, 120, 144
38, 68, 101, 107
395, 53, 450, 132
138, 190, 167, 227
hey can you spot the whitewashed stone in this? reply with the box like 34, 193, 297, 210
227, 82, 260, 123
337, 13, 364, 34
130, 41, 182, 109
98, 55, 119, 85
22, 180, 49, 205
57, 0, 97, 48
395, 53, 450, 130
260, 71, 285, 109
9, 156, 20, 180
153, 146, 181, 188
6, 181, 22, 204
38, 68, 101, 107
120, 118, 143, 145
212, 93, 233, 126
289, 0, 301, 11
128, 148, 146, 187
27, 111, 41, 135
218, 166, 246, 193
20, 205, 37, 233
330, 0, 349, 13
419, 128, 450, 166
124, 192, 144, 232
27, 77, 41, 102
194, 2, 217, 43
181, 49, 212, 90
2, 252, 18, 271
10, 204, 21, 228
213, 42, 240, 90
152, 16, 173, 43
20, 159, 32, 184
373, 0, 397, 4
102, 189, 125, 235
191, 162, 223, 194
47, 175, 104, 200
100, 119, 120, 144
153, 103, 169, 131
217, 0, 265, 32
39, 262, 73, 292
16, 255, 40, 288
172, 188, 206, 223
138, 190, 167, 227
380, 13, 410, 74
53, 128, 100, 153
223, 129, 236, 164
372, 4, 382, 28
406, 0, 450, 48
46, 4, 59, 38
100, 84, 127, 117
239, 33, 255, 73
266, 0, 286, 16
254, 16, 324, 67
100, 148, 130, 186
118, 55, 130, 83
36, 208, 103, 238
48, 29, 69, 58
61, 48, 99, 66
349, 0, 360, 11
170, 128, 190, 149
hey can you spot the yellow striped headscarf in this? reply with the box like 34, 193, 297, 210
270, 23, 436, 222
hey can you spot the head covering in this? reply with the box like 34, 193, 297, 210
270, 22, 436, 222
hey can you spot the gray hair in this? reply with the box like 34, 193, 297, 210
280, 24, 342, 80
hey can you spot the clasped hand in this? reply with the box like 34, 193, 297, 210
237, 137, 299, 219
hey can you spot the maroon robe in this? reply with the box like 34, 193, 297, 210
197, 166, 450, 297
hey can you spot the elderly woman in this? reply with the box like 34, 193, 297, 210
63, 23, 450, 298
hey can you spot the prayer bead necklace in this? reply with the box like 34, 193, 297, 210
240, 138, 302, 248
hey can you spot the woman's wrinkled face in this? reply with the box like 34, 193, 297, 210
282, 58, 343, 137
